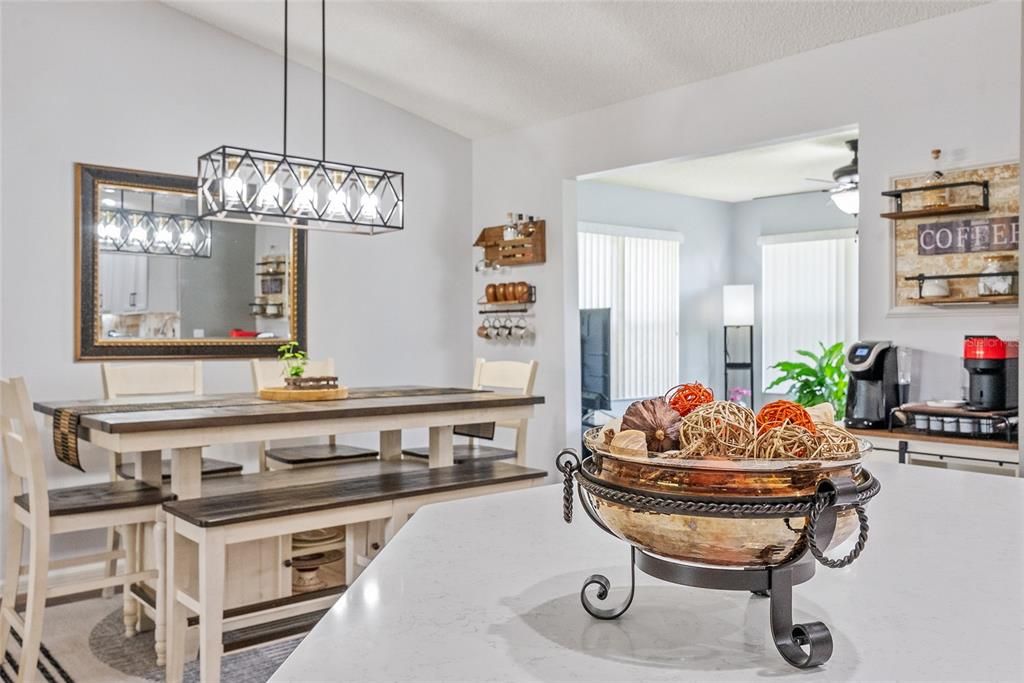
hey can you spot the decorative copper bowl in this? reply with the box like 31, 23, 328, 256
576, 427, 876, 568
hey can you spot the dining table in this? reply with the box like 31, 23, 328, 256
34, 385, 544, 499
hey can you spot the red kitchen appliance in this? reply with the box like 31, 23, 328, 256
963, 336, 1018, 410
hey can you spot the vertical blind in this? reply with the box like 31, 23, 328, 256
578, 229, 680, 400
761, 233, 858, 391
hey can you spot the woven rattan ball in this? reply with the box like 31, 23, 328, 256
812, 422, 860, 460
676, 401, 756, 459
747, 423, 819, 459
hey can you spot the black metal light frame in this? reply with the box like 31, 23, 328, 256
99, 188, 212, 258
196, 0, 404, 234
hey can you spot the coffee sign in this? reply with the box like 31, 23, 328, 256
917, 216, 1019, 255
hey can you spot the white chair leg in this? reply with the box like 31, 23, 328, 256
18, 527, 49, 683
103, 453, 123, 598
0, 517, 23, 666
123, 523, 138, 637
198, 530, 226, 683
153, 515, 166, 666
165, 518, 187, 683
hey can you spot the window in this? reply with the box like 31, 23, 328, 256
578, 225, 680, 400
761, 230, 858, 392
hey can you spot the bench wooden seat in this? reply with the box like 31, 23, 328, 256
163, 461, 545, 527
401, 444, 516, 464
163, 461, 546, 683
15, 480, 174, 516
116, 457, 243, 481
264, 443, 379, 467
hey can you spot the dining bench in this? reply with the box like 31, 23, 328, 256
162, 461, 546, 683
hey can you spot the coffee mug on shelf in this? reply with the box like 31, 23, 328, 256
485, 284, 497, 303
496, 283, 508, 302
515, 282, 529, 302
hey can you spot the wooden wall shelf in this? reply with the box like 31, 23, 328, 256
914, 294, 1018, 306
880, 204, 988, 220
474, 220, 546, 267
881, 180, 989, 219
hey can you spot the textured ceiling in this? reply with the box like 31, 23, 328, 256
589, 128, 860, 202
165, 1, 984, 139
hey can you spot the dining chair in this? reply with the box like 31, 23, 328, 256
100, 361, 240, 659
0, 377, 166, 682
101, 361, 241, 482
251, 358, 378, 471
403, 358, 538, 465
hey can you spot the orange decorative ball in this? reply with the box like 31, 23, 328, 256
756, 400, 817, 434
667, 382, 714, 418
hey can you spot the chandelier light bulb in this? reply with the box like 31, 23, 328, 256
258, 181, 281, 209
180, 229, 195, 246
223, 176, 246, 205
129, 225, 147, 244
296, 185, 318, 212
360, 194, 379, 220
154, 226, 173, 244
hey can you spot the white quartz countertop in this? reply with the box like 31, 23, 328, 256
271, 461, 1024, 681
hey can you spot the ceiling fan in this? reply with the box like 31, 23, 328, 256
753, 139, 860, 216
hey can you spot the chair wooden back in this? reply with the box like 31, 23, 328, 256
250, 358, 336, 391
101, 362, 203, 399
0, 377, 50, 521
471, 359, 538, 462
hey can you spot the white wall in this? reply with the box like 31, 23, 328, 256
473, 1, 1021, 471
1, 1, 471, 557
576, 181, 733, 396
732, 192, 858, 407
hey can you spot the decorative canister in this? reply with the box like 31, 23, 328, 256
959, 417, 978, 434
929, 416, 943, 431
978, 254, 1017, 297
913, 414, 929, 430
942, 417, 958, 433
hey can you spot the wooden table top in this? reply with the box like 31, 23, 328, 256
34, 386, 545, 434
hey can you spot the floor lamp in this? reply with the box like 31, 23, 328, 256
723, 285, 755, 409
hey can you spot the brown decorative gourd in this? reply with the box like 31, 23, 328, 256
621, 397, 681, 453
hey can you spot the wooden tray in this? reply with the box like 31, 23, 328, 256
259, 386, 349, 402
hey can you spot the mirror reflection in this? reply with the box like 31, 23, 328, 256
96, 183, 293, 341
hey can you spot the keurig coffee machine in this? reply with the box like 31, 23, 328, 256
964, 336, 1018, 411
845, 341, 901, 429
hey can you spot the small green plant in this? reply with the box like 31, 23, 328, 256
766, 341, 848, 417
277, 342, 308, 379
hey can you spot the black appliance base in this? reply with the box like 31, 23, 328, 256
580, 547, 832, 669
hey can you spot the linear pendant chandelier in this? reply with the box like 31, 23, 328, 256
197, 0, 403, 234
99, 189, 212, 258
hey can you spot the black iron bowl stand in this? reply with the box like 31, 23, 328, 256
555, 449, 879, 670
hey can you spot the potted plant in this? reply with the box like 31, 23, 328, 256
277, 342, 308, 384
765, 341, 848, 417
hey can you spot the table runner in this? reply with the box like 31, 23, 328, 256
51, 387, 488, 471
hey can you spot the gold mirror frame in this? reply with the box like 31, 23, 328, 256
75, 163, 307, 360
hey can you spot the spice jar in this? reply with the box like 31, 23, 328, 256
978, 254, 1017, 297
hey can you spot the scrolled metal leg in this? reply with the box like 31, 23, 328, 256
769, 565, 832, 668
580, 547, 636, 620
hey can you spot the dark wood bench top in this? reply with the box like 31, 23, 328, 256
16, 480, 173, 516
117, 456, 243, 481
163, 461, 547, 527
34, 388, 545, 434
402, 444, 516, 464
265, 443, 379, 466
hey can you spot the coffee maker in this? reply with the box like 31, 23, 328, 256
844, 341, 901, 429
964, 336, 1018, 411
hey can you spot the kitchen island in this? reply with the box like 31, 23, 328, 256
271, 461, 1023, 681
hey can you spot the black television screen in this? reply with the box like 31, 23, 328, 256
580, 308, 611, 414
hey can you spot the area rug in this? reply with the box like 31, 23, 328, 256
2, 596, 303, 683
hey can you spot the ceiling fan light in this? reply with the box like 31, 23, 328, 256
830, 185, 859, 216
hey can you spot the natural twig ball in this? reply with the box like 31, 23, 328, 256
666, 382, 714, 418
748, 424, 819, 459
675, 401, 756, 459
756, 400, 817, 433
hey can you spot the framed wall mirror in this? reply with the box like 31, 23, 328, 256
75, 163, 307, 359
